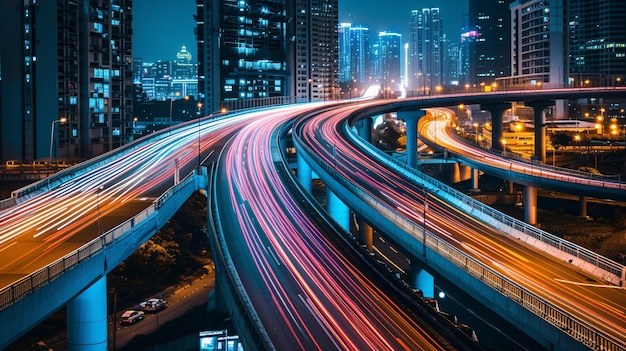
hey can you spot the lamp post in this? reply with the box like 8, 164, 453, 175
48, 117, 67, 189
308, 79, 312, 102
197, 103, 203, 167
473, 122, 479, 144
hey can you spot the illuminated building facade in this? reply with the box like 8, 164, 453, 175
408, 8, 443, 93
0, 0, 134, 163
567, 0, 626, 87
468, 0, 512, 87
196, 0, 338, 111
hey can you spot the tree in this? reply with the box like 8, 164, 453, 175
550, 132, 573, 150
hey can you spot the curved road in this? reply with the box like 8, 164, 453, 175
215, 103, 464, 350
294, 101, 626, 349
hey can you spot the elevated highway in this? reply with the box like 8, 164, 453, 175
292, 98, 626, 351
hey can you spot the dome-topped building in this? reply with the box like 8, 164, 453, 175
176, 45, 192, 63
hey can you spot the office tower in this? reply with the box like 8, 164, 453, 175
306, 0, 339, 101
567, 0, 626, 87
0, 0, 134, 163
408, 8, 443, 93
349, 25, 370, 84
508, 0, 566, 88
377, 31, 402, 92
339, 23, 352, 83
196, 0, 338, 110
468, 0, 512, 86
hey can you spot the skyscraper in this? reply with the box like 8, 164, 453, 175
377, 31, 402, 92
567, 0, 626, 87
468, 0, 512, 86
349, 25, 370, 84
196, 0, 338, 111
339, 23, 352, 83
0, 0, 134, 163
408, 8, 443, 93
507, 0, 566, 88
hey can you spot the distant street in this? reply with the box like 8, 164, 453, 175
110, 269, 215, 350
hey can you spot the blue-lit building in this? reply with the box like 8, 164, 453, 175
0, 0, 134, 163
408, 8, 443, 93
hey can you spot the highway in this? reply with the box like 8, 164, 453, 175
0, 115, 245, 290
214, 103, 464, 350
294, 101, 626, 349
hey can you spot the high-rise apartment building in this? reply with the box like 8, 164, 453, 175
349, 25, 370, 84
0, 0, 134, 163
376, 32, 402, 91
468, 0, 512, 86
196, 0, 338, 111
567, 0, 626, 87
408, 8, 443, 93
506, 0, 566, 88
339, 23, 352, 83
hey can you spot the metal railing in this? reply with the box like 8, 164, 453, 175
292, 120, 626, 351
0, 171, 198, 312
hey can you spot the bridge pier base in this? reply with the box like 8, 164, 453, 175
524, 185, 538, 225
327, 189, 350, 232
526, 101, 553, 163
410, 265, 434, 298
397, 111, 426, 168
357, 217, 374, 252
482, 103, 509, 151
67, 276, 108, 351
579, 195, 588, 218
470, 168, 479, 192
354, 117, 372, 143
297, 152, 313, 194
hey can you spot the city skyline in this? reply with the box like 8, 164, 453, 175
133, 0, 468, 62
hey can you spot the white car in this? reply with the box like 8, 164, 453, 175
119, 310, 144, 325
139, 298, 167, 313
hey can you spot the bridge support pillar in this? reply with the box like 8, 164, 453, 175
471, 168, 479, 192
524, 185, 538, 225
327, 189, 350, 232
410, 266, 434, 298
507, 180, 515, 194
526, 101, 554, 163
355, 117, 372, 143
397, 111, 426, 168
482, 103, 510, 151
297, 152, 313, 194
358, 217, 374, 252
67, 276, 108, 351
579, 195, 588, 218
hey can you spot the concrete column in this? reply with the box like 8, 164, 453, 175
526, 101, 554, 163
297, 152, 312, 194
579, 195, 588, 218
471, 168, 479, 192
482, 103, 510, 151
507, 180, 515, 194
358, 217, 374, 252
524, 185, 538, 225
355, 118, 373, 143
397, 111, 426, 168
67, 276, 108, 351
410, 266, 434, 298
327, 189, 350, 232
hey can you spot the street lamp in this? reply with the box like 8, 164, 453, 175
48, 117, 67, 189
473, 122, 479, 144
197, 103, 203, 167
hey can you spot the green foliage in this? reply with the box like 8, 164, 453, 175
550, 132, 573, 149
109, 192, 210, 307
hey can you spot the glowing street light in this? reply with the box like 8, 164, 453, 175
48, 117, 67, 188
473, 122, 479, 144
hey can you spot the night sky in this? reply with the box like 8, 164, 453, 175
132, 0, 469, 63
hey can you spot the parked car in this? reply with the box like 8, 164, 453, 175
5, 160, 22, 169
119, 310, 144, 325
139, 298, 167, 313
